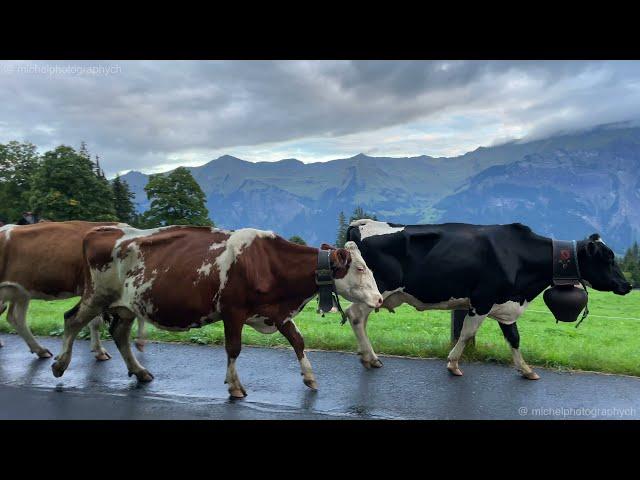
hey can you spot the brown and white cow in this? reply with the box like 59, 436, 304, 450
0, 221, 146, 359
51, 225, 383, 397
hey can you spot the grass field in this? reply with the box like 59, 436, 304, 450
1, 289, 639, 376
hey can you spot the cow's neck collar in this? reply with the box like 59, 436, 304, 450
550, 238, 590, 326
551, 239, 582, 286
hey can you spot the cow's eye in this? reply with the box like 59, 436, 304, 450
357, 266, 365, 273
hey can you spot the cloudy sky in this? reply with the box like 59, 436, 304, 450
1, 60, 640, 176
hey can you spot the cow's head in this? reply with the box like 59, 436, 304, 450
321, 242, 383, 309
577, 234, 632, 295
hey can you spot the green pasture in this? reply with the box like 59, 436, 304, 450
1, 289, 639, 376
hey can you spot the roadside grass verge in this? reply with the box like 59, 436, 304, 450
1, 289, 638, 376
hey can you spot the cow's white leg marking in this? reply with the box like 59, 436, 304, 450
346, 302, 381, 368
89, 315, 112, 361
511, 347, 539, 380
277, 319, 317, 389
224, 318, 247, 398
110, 314, 153, 382
225, 357, 246, 398
447, 312, 487, 376
135, 318, 147, 352
299, 354, 317, 389
0, 283, 51, 358
488, 301, 539, 380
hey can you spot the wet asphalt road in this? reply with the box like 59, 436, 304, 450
1, 333, 639, 420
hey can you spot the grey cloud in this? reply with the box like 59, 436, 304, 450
1, 60, 640, 175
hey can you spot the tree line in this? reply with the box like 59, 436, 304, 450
620, 242, 640, 287
0, 141, 213, 228
335, 206, 377, 247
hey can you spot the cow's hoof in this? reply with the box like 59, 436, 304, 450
303, 378, 318, 390
130, 369, 154, 383
51, 361, 66, 378
447, 362, 464, 376
360, 357, 383, 369
522, 370, 540, 380
134, 341, 145, 352
36, 348, 53, 359
229, 387, 247, 399
95, 351, 111, 361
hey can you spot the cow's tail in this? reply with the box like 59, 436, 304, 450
64, 300, 81, 320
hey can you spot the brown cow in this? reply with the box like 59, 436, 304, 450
51, 225, 383, 397
0, 221, 146, 359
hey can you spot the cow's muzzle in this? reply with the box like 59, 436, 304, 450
614, 282, 633, 295
370, 295, 383, 309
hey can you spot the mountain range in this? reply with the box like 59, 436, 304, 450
122, 122, 640, 253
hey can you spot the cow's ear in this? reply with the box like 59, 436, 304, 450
320, 243, 335, 250
587, 241, 598, 257
331, 248, 352, 273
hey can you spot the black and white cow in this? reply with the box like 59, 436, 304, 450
345, 219, 632, 379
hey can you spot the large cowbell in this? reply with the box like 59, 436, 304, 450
543, 240, 588, 323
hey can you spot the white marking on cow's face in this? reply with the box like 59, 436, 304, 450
333, 241, 382, 309
0, 224, 15, 240
214, 228, 276, 310
351, 219, 404, 240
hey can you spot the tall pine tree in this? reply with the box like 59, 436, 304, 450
621, 241, 640, 286
112, 174, 136, 223
349, 206, 377, 223
336, 211, 348, 247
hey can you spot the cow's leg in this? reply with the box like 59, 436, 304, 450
498, 322, 539, 380
110, 313, 153, 383
278, 320, 317, 390
134, 318, 146, 352
0, 300, 6, 347
52, 301, 101, 377
447, 311, 487, 376
89, 315, 111, 361
6, 296, 52, 358
346, 302, 381, 368
223, 317, 246, 398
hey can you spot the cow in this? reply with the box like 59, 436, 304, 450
51, 225, 383, 397
345, 219, 632, 380
0, 221, 146, 359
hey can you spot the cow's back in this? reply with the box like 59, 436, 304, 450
348, 220, 538, 303
85, 225, 233, 330
0, 221, 118, 299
